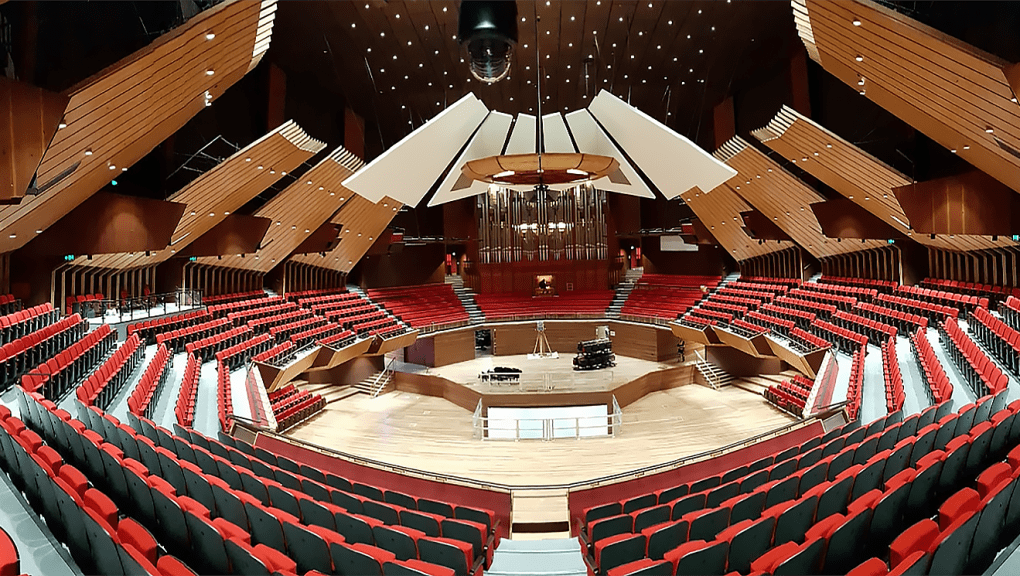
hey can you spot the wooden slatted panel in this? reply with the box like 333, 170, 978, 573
0, 0, 277, 253
75, 120, 324, 270
716, 136, 887, 258
194, 146, 365, 272
795, 0, 1020, 194
0, 78, 69, 203
290, 194, 401, 274
679, 185, 787, 262
753, 105, 1010, 252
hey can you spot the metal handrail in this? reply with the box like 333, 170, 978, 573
370, 358, 396, 398
72, 288, 203, 324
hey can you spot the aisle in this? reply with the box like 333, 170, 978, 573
860, 344, 887, 424
896, 336, 931, 417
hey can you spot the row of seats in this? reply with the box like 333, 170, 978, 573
803, 282, 878, 302
217, 361, 234, 432
216, 334, 273, 371
744, 311, 794, 337
174, 355, 200, 428
311, 300, 375, 318
76, 334, 144, 410
208, 295, 283, 319
301, 293, 361, 311
127, 344, 172, 421
253, 342, 295, 366
708, 293, 762, 310
940, 318, 1009, 398
65, 293, 104, 315
269, 385, 326, 431
127, 310, 211, 346
1, 314, 87, 392
896, 285, 986, 314
248, 309, 314, 336
741, 276, 802, 288
820, 276, 899, 293
845, 345, 867, 420
910, 328, 953, 406
701, 300, 748, 317
811, 320, 868, 355
775, 296, 837, 322
728, 281, 790, 294
789, 288, 857, 311
760, 303, 815, 330
765, 376, 812, 415
633, 274, 721, 289
715, 287, 776, 302
0, 293, 21, 316
475, 291, 615, 320
621, 286, 705, 321
20, 323, 115, 401
204, 291, 268, 306
687, 308, 733, 326
789, 327, 832, 353
729, 319, 768, 338
875, 292, 957, 325
185, 326, 253, 363
832, 310, 898, 344
374, 325, 408, 339
271, 317, 328, 345
881, 340, 905, 414
155, 318, 231, 354
288, 288, 348, 303
921, 277, 1020, 304
1, 302, 56, 345
855, 302, 928, 334
971, 306, 1020, 376
289, 323, 348, 349
366, 284, 470, 331
314, 329, 356, 350
1000, 295, 1020, 333
228, 301, 299, 328
678, 316, 716, 329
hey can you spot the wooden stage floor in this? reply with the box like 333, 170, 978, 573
286, 354, 795, 486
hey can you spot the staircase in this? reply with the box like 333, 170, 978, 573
352, 365, 394, 397
606, 268, 643, 318
446, 275, 485, 324
694, 354, 736, 389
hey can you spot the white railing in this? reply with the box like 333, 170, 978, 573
370, 358, 395, 398
476, 369, 615, 393
693, 350, 723, 389
473, 396, 624, 441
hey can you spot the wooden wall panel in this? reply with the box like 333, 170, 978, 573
0, 77, 69, 203
433, 329, 477, 368
680, 185, 787, 262
176, 214, 272, 257
492, 321, 608, 356
289, 192, 401, 274
894, 170, 1020, 236
0, 0, 278, 252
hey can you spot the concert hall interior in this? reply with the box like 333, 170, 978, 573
3, 0, 1020, 575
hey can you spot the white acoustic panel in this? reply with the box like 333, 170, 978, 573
504, 114, 537, 155
565, 109, 655, 198
428, 112, 514, 207
342, 93, 488, 206
588, 90, 736, 199
542, 113, 576, 153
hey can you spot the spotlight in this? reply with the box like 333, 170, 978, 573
457, 1, 518, 84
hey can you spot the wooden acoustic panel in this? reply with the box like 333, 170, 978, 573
811, 198, 905, 240
0, 77, 69, 203
32, 192, 185, 257
177, 214, 272, 257
292, 222, 343, 255
753, 105, 1008, 252
0, 0, 277, 253
78, 120, 324, 270
741, 209, 794, 242
680, 186, 787, 262
290, 193, 403, 274
893, 170, 1020, 236
793, 0, 1020, 195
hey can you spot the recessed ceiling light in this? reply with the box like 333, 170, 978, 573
109, 164, 116, 170
58, 122, 66, 129
206, 69, 214, 75
395, 13, 399, 18
570, 16, 575, 21
351, 23, 355, 28
425, 25, 430, 30
853, 19, 861, 26
121, 167, 127, 171
963, 145, 970, 150
206, 32, 215, 40
855, 55, 863, 62
35, 229, 41, 234
84, 149, 92, 156
986, 127, 994, 133
826, 144, 832, 148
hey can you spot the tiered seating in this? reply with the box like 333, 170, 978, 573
832, 310, 897, 343
247, 309, 314, 335
301, 292, 361, 312
812, 319, 868, 354
856, 301, 928, 334
728, 280, 789, 294
207, 295, 284, 319
876, 292, 958, 326
844, 345, 866, 419
621, 276, 708, 320
217, 360, 234, 431
127, 344, 172, 420
291, 325, 352, 349
940, 318, 1009, 398
253, 341, 294, 365
764, 375, 813, 414
287, 287, 347, 302
268, 384, 326, 430
1, 302, 57, 344
2, 313, 87, 391
882, 339, 905, 413
175, 354, 200, 427
227, 301, 299, 328
215, 334, 273, 370
0, 294, 20, 316
971, 306, 1020, 376
20, 323, 116, 401
476, 290, 615, 320
155, 317, 231, 353
709, 293, 763, 311
789, 327, 832, 353
760, 303, 815, 330
922, 277, 1020, 305
897, 284, 984, 314
743, 310, 794, 336
790, 287, 857, 311
803, 281, 878, 302
75, 334, 144, 410
677, 315, 717, 329
740, 276, 801, 288
910, 328, 953, 405
700, 300, 748, 317
270, 316, 328, 344
127, 310, 211, 345
367, 284, 470, 331
317, 300, 376, 320
317, 330, 357, 349
729, 318, 768, 338
820, 275, 898, 293
375, 324, 408, 339
186, 326, 253, 363
775, 295, 837, 321
203, 290, 267, 306
999, 295, 1020, 332
686, 308, 733, 326
715, 286, 777, 302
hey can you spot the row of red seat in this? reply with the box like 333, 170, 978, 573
204, 290, 267, 306
20, 323, 115, 401
730, 318, 768, 337
941, 318, 1008, 398
128, 310, 211, 346
790, 327, 832, 352
775, 296, 837, 320
76, 334, 144, 410
876, 292, 958, 324
833, 310, 898, 343
289, 287, 348, 303
812, 319, 868, 355
174, 354, 200, 428
910, 328, 953, 405
922, 277, 1020, 303
320, 331, 357, 348
969, 307, 1020, 377
715, 287, 776, 302
207, 295, 283, 319
1000, 295, 1020, 333
882, 340, 905, 414
789, 287, 857, 310
679, 316, 716, 328
1, 302, 56, 345
363, 319, 405, 338
844, 345, 867, 420
765, 377, 811, 414
856, 302, 928, 334
128, 344, 172, 421
0, 293, 20, 316
271, 317, 328, 344
476, 291, 615, 320
633, 274, 721, 288
298, 292, 359, 309
215, 334, 273, 371
247, 309, 314, 335
740, 276, 802, 288
744, 310, 794, 336
897, 285, 986, 314
621, 287, 704, 320
155, 318, 231, 354
253, 342, 294, 366
227, 301, 299, 328
701, 300, 748, 317
761, 303, 815, 329
803, 282, 878, 302
310, 298, 373, 317
367, 284, 470, 332
292, 325, 350, 349
185, 326, 253, 363
269, 385, 326, 431
2, 314, 87, 391
375, 325, 408, 339
820, 275, 898, 293
688, 308, 733, 325
65, 293, 104, 315
708, 293, 762, 310
217, 360, 234, 432
728, 281, 790, 294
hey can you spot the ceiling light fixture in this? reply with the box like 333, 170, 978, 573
853, 19, 861, 26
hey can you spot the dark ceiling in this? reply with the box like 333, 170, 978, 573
268, 0, 801, 151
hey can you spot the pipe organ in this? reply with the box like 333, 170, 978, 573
477, 184, 608, 264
